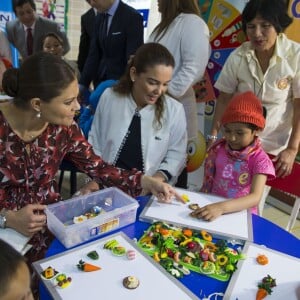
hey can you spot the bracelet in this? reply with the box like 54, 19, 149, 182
206, 135, 218, 141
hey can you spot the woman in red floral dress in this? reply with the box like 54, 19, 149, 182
0, 52, 180, 296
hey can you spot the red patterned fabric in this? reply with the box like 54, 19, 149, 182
1, 57, 12, 69
266, 154, 300, 197
0, 112, 142, 262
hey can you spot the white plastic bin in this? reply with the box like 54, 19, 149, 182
46, 187, 139, 248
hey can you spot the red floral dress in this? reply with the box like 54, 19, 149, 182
0, 111, 142, 262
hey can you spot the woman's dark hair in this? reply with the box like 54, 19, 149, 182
114, 43, 175, 128
242, 0, 292, 33
0, 239, 27, 297
2, 52, 76, 109
13, 0, 36, 14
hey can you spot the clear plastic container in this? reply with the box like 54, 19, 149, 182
46, 187, 139, 248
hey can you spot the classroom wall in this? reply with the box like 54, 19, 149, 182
65, 1, 90, 60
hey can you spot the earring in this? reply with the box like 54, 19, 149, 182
131, 78, 135, 82
36, 111, 41, 118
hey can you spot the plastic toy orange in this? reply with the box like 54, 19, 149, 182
182, 229, 193, 237
256, 254, 269, 265
159, 228, 169, 235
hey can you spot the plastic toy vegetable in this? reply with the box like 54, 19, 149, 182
87, 250, 99, 260
256, 275, 276, 300
77, 260, 101, 272
182, 229, 193, 237
201, 230, 212, 242
256, 254, 269, 265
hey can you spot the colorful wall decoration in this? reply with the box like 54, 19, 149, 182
35, 0, 67, 31
0, 1, 18, 66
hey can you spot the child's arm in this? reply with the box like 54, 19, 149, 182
192, 174, 267, 221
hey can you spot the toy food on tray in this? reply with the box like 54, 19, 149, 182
256, 274, 276, 299
137, 222, 245, 281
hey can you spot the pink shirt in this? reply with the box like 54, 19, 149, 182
211, 143, 275, 214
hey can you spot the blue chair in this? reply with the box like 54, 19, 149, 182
79, 79, 117, 138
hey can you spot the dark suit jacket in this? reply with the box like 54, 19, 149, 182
6, 16, 70, 59
77, 8, 96, 73
80, 1, 144, 88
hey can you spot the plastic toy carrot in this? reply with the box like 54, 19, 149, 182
256, 288, 268, 300
77, 259, 101, 272
256, 275, 276, 300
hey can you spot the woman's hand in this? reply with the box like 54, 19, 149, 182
7, 204, 47, 237
273, 147, 297, 178
141, 175, 184, 203
73, 180, 99, 197
190, 203, 225, 222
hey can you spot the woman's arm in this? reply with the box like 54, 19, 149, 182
168, 16, 210, 98
273, 98, 300, 177
208, 92, 233, 144
191, 174, 267, 221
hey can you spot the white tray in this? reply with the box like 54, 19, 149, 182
139, 188, 253, 243
33, 232, 198, 300
224, 242, 300, 299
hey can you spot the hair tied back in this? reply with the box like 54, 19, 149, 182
2, 68, 19, 97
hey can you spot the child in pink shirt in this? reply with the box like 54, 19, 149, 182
193, 91, 275, 221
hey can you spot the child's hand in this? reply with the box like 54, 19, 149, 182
190, 203, 224, 221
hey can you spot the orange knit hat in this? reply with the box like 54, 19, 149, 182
221, 91, 265, 129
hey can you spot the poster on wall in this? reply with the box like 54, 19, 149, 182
35, 0, 67, 31
123, 0, 150, 36
0, 2, 18, 66
286, 0, 300, 42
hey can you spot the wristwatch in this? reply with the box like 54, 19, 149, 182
206, 135, 218, 142
0, 209, 7, 229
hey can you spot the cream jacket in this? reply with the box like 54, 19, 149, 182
88, 88, 188, 183
148, 13, 211, 140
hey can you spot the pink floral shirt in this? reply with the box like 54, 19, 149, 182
201, 138, 275, 214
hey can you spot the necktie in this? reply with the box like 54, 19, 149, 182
27, 28, 33, 56
100, 13, 108, 43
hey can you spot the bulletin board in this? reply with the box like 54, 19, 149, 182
33, 232, 198, 300
224, 242, 300, 299
139, 188, 253, 243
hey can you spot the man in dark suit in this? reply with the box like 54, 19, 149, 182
6, 0, 70, 60
77, 0, 97, 73
79, 0, 144, 90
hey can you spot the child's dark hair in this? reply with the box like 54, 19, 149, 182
0, 239, 28, 297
